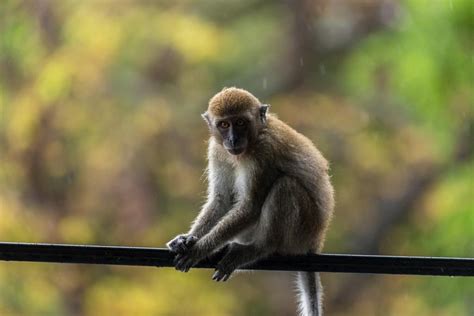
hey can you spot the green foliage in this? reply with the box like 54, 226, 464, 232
343, 0, 473, 155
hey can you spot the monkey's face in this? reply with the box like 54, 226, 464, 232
215, 115, 252, 155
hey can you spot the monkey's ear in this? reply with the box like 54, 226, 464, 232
201, 111, 211, 126
259, 104, 270, 124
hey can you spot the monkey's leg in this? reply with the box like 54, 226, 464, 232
212, 176, 314, 281
212, 242, 271, 282
261, 177, 324, 316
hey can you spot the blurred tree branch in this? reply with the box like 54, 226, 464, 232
29, 0, 61, 50
278, 0, 399, 93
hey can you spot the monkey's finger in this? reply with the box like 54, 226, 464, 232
174, 258, 184, 271
173, 253, 184, 263
171, 234, 192, 252
175, 261, 186, 271
175, 256, 193, 272
175, 260, 188, 271
175, 239, 189, 253
166, 240, 177, 252
179, 262, 192, 272
185, 235, 198, 247
167, 235, 184, 250
174, 255, 189, 270
179, 258, 193, 272
168, 243, 181, 253
184, 257, 200, 272
212, 270, 228, 282
212, 270, 222, 281
222, 273, 232, 282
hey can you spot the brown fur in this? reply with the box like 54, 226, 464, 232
208, 87, 261, 117
168, 88, 334, 316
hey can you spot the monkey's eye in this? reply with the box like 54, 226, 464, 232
235, 119, 246, 126
218, 121, 230, 129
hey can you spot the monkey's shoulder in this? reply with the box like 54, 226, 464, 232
265, 116, 329, 168
266, 115, 313, 145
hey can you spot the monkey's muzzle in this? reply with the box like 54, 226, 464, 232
226, 146, 246, 155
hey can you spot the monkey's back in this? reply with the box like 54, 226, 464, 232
260, 114, 335, 248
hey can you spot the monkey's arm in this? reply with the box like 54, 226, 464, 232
198, 200, 259, 250
167, 152, 233, 253
188, 196, 229, 238
167, 198, 229, 253
189, 155, 235, 237
174, 197, 260, 271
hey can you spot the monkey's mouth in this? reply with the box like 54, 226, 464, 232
226, 147, 246, 155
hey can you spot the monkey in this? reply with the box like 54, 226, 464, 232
167, 87, 334, 316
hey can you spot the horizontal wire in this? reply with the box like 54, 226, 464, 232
0, 242, 472, 276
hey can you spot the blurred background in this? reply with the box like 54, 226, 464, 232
0, 0, 472, 315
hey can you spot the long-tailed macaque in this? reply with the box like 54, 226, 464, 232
167, 87, 334, 316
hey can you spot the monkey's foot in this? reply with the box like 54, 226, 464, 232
167, 234, 198, 254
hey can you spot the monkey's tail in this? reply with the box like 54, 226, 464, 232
296, 271, 323, 316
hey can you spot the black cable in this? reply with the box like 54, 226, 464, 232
0, 242, 472, 276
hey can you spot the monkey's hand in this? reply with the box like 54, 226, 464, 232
166, 234, 198, 254
173, 240, 207, 272
212, 263, 235, 282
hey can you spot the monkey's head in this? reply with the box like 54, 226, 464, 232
202, 87, 269, 155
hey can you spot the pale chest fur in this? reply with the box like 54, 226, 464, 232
207, 139, 257, 202
233, 159, 256, 201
